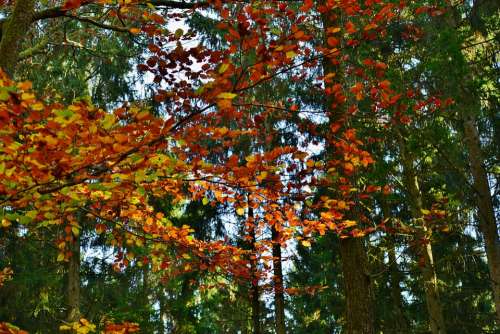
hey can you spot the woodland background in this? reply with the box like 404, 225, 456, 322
0, 0, 498, 333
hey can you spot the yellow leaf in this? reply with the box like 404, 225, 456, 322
236, 207, 245, 216
5, 166, 15, 177
71, 226, 80, 236
245, 155, 257, 163
31, 102, 44, 111
343, 220, 357, 228
57, 253, 65, 262
1, 219, 11, 228
102, 114, 116, 130
21, 93, 35, 100
182, 253, 191, 259
420, 209, 431, 215
59, 324, 72, 331
301, 240, 311, 247
219, 63, 230, 74
217, 92, 237, 99
286, 51, 298, 59
202, 197, 209, 205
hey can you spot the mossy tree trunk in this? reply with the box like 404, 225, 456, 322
0, 0, 35, 75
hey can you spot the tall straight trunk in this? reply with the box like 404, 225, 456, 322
158, 288, 167, 334
387, 244, 410, 333
381, 202, 410, 332
272, 226, 286, 334
321, 5, 375, 333
398, 135, 446, 334
339, 238, 375, 334
440, 3, 500, 322
248, 205, 261, 334
0, 0, 35, 75
463, 115, 500, 322
66, 235, 81, 322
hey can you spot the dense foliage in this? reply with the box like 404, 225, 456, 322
0, 0, 498, 333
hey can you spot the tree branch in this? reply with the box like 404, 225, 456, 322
64, 14, 131, 33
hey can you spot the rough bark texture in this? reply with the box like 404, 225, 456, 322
339, 238, 375, 334
320, 5, 375, 333
272, 226, 286, 334
399, 136, 447, 334
66, 236, 81, 322
463, 115, 500, 322
0, 0, 35, 75
248, 205, 261, 334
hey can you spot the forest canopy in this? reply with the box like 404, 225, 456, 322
0, 0, 498, 333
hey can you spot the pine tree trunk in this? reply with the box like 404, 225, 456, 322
439, 2, 500, 323
321, 5, 375, 333
0, 0, 35, 75
158, 289, 167, 334
339, 238, 375, 334
382, 201, 410, 332
463, 115, 500, 322
66, 235, 81, 322
388, 244, 410, 333
248, 205, 261, 334
272, 226, 286, 334
398, 135, 446, 334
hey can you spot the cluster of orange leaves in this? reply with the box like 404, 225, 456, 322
0, 0, 440, 317
0, 0, 454, 331
0, 319, 139, 334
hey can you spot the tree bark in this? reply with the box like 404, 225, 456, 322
388, 245, 409, 330
398, 135, 447, 334
382, 202, 410, 333
158, 289, 167, 334
248, 205, 261, 334
272, 226, 286, 334
339, 238, 375, 334
320, 5, 375, 333
388, 242, 410, 333
463, 115, 500, 322
66, 235, 81, 322
0, 0, 35, 76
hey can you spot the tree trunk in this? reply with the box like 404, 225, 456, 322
272, 226, 286, 334
382, 201, 410, 332
438, 1, 500, 323
158, 288, 167, 334
463, 115, 500, 322
320, 5, 375, 333
0, 0, 35, 75
66, 235, 81, 322
398, 135, 447, 334
248, 205, 261, 334
339, 238, 375, 334
387, 244, 410, 333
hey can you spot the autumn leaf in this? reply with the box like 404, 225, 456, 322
216, 92, 237, 99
